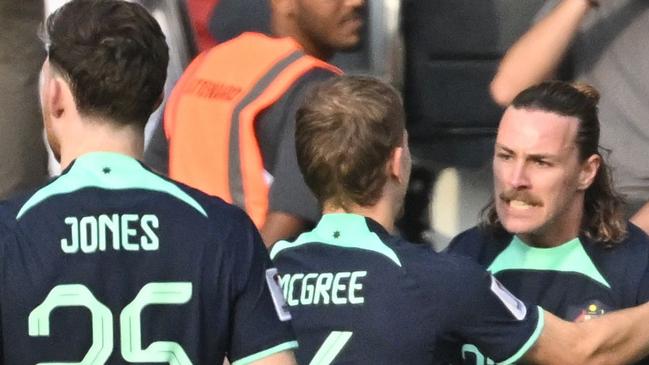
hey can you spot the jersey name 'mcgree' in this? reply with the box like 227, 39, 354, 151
279, 271, 366, 306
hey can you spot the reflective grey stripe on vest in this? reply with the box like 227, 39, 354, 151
228, 50, 305, 208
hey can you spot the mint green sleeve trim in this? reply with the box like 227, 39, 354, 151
231, 340, 299, 365
269, 240, 290, 260
498, 306, 545, 365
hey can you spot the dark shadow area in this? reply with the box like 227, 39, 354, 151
399, 0, 545, 242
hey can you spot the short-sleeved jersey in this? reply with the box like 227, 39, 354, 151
448, 224, 649, 364
0, 152, 296, 364
270, 213, 543, 364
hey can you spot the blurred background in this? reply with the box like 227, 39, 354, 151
4, 0, 548, 250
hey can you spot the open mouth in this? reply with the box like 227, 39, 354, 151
508, 199, 535, 209
499, 190, 542, 209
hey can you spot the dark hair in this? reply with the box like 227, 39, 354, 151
44, 0, 168, 126
295, 75, 405, 209
482, 80, 627, 244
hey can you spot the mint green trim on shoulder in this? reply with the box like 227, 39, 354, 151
488, 236, 610, 289
17, 152, 207, 219
270, 213, 402, 267
498, 306, 544, 365
269, 230, 326, 260
269, 238, 296, 260
232, 340, 298, 365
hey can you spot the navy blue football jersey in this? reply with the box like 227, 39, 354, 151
0, 152, 296, 364
448, 225, 649, 365
270, 213, 543, 365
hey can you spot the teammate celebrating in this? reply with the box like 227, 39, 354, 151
448, 81, 649, 364
0, 1, 296, 363
272, 75, 649, 364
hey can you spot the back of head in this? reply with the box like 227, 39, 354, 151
482, 80, 627, 244
44, 0, 168, 127
295, 75, 405, 210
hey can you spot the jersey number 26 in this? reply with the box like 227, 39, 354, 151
29, 282, 192, 365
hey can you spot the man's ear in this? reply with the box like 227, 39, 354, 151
578, 154, 601, 190
44, 76, 65, 120
389, 147, 405, 184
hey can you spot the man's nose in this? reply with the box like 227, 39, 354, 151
509, 161, 530, 189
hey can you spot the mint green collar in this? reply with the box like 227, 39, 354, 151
488, 236, 610, 288
17, 152, 207, 219
270, 213, 402, 267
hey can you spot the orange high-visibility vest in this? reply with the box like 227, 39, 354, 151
165, 32, 341, 228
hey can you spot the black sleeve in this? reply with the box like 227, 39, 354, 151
443, 258, 543, 363
226, 208, 297, 363
629, 224, 649, 303
446, 227, 485, 256
637, 262, 649, 303
260, 68, 337, 223
0, 206, 12, 360
144, 112, 169, 175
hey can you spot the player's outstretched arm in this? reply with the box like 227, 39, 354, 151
245, 350, 298, 365
524, 304, 649, 364
490, 0, 594, 106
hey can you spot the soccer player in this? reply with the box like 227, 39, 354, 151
271, 75, 649, 364
448, 81, 649, 364
0, 1, 297, 364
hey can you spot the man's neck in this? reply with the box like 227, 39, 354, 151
59, 118, 144, 170
517, 231, 579, 248
323, 200, 397, 234
518, 212, 584, 248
